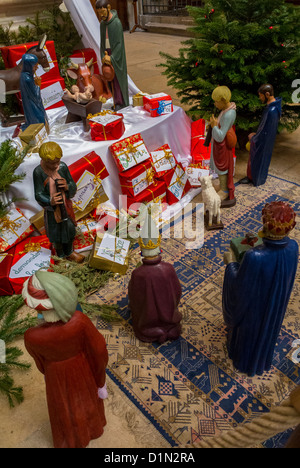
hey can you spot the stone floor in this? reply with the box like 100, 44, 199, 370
0, 30, 299, 449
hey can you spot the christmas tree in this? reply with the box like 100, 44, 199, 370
159, 0, 300, 138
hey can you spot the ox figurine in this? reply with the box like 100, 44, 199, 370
200, 175, 224, 231
66, 59, 112, 102
0, 34, 49, 95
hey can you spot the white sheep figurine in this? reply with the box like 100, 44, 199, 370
200, 175, 222, 227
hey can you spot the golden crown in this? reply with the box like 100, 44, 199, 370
138, 234, 162, 250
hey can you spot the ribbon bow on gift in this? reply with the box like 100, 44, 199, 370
18, 239, 49, 255
0, 216, 22, 237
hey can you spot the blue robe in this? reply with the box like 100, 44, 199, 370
249, 98, 281, 186
222, 236, 298, 376
20, 54, 48, 131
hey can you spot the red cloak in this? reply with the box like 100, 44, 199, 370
213, 127, 236, 200
24, 309, 108, 448
128, 256, 182, 343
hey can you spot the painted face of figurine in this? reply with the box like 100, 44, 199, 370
41, 158, 61, 172
98, 6, 111, 22
214, 99, 228, 110
258, 92, 270, 104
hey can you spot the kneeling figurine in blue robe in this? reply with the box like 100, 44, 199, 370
222, 201, 298, 376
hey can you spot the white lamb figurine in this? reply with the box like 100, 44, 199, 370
200, 175, 221, 226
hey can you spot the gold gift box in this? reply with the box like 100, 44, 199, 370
132, 92, 149, 107
19, 124, 48, 148
29, 210, 46, 234
89, 233, 129, 275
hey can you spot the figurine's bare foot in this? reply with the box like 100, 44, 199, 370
221, 197, 236, 208
66, 252, 85, 263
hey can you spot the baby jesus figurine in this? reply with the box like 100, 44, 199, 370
64, 84, 94, 104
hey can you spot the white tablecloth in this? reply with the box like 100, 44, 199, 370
1, 102, 200, 221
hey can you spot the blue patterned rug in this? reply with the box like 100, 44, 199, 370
94, 174, 300, 448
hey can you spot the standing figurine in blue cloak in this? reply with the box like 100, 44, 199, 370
239, 84, 281, 186
222, 201, 298, 376
20, 53, 49, 132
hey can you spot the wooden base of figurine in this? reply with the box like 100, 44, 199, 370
62, 96, 103, 132
204, 211, 224, 231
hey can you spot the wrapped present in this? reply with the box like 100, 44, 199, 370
230, 234, 263, 263
0, 208, 34, 253
119, 159, 157, 198
191, 119, 211, 166
19, 123, 49, 149
41, 77, 66, 110
124, 180, 167, 213
132, 92, 150, 107
89, 232, 130, 275
69, 152, 109, 220
70, 48, 100, 74
8, 235, 54, 295
88, 110, 125, 141
1, 40, 60, 84
0, 247, 16, 296
110, 133, 151, 172
150, 144, 177, 178
16, 77, 66, 115
165, 164, 192, 205
185, 164, 210, 188
143, 93, 173, 117
73, 216, 98, 253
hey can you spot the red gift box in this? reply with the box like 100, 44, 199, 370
191, 119, 211, 166
68, 152, 109, 219
96, 204, 120, 235
1, 40, 61, 84
143, 93, 173, 117
0, 247, 16, 296
110, 133, 151, 173
70, 48, 100, 75
88, 112, 125, 141
123, 180, 167, 212
191, 119, 236, 168
119, 159, 157, 198
150, 144, 177, 179
164, 163, 192, 205
8, 235, 54, 295
73, 216, 98, 253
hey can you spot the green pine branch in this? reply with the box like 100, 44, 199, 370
0, 295, 36, 408
159, 0, 300, 134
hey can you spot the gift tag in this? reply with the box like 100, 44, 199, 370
89, 114, 121, 126
186, 167, 210, 187
168, 167, 188, 200
73, 170, 101, 211
151, 149, 176, 173
9, 248, 51, 279
97, 234, 130, 265
41, 81, 64, 109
